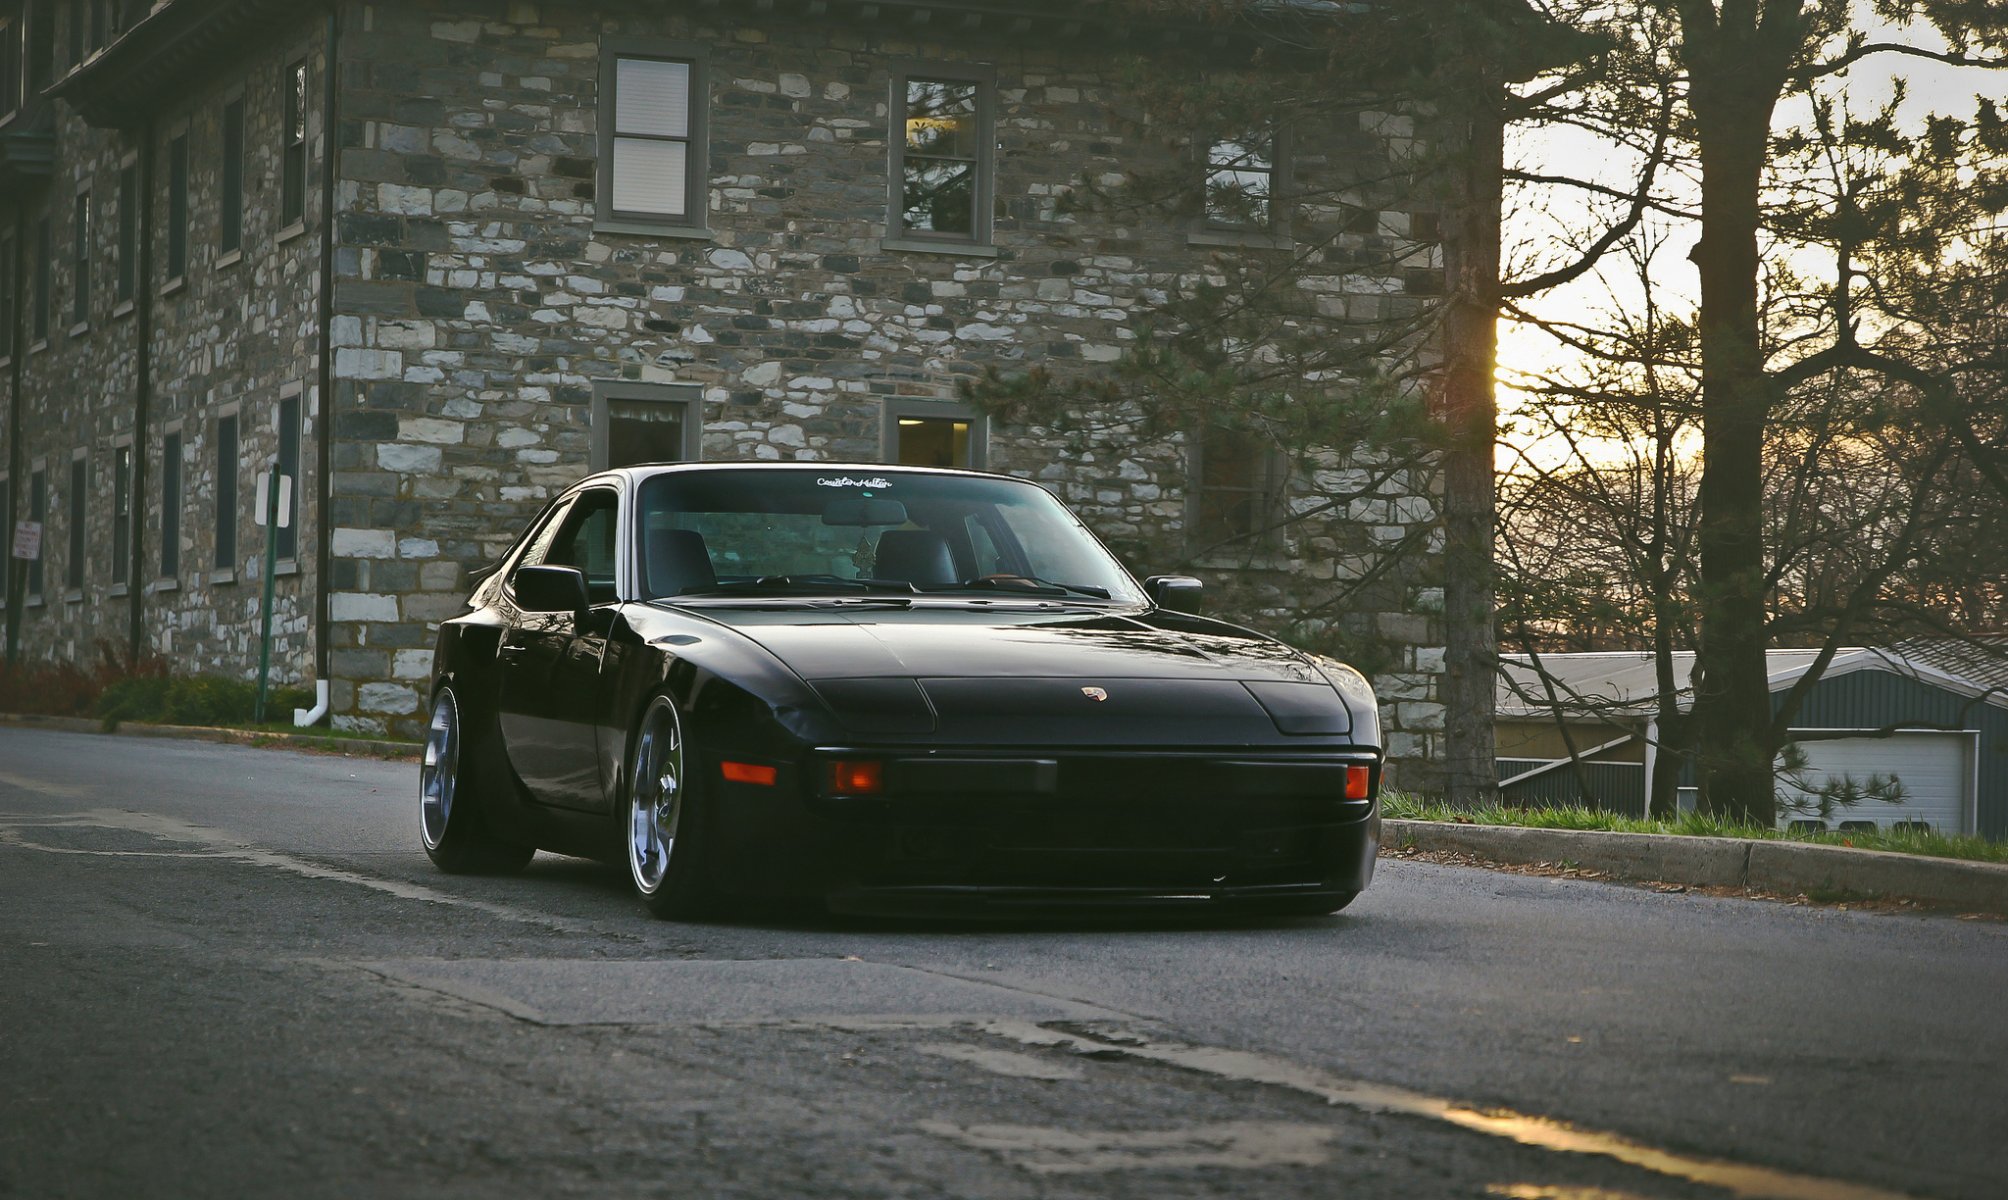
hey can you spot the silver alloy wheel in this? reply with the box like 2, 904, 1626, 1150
628, 698, 684, 895
420, 689, 459, 851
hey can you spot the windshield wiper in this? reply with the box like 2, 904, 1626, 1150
935, 577, 1112, 599
685, 575, 916, 596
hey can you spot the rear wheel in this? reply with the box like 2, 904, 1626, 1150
624, 694, 717, 919
419, 686, 534, 874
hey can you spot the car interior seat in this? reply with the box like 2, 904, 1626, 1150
872, 530, 958, 587
647, 528, 719, 596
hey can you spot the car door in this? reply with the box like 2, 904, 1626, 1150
498, 487, 621, 811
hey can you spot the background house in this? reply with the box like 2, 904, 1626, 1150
1497, 643, 2008, 838
2, 0, 1456, 774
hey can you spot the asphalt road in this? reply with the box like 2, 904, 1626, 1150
2, 726, 2003, 1200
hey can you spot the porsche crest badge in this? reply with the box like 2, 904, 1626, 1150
1081, 686, 1109, 702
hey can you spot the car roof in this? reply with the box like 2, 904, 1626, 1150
577, 461, 1034, 490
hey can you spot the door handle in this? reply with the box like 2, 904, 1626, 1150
498, 644, 526, 663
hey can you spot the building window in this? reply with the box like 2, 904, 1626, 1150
110, 442, 129, 586
65, 452, 84, 592
31, 214, 49, 344
281, 59, 307, 228
26, 464, 44, 599
219, 96, 244, 256
1203, 128, 1282, 232
69, 188, 88, 329
590, 381, 700, 469
596, 45, 706, 231
115, 157, 135, 305
160, 429, 181, 579
1189, 425, 1282, 550
1, 10, 20, 122
214, 411, 238, 574
84, 0, 109, 53
26, 0, 50, 96
889, 69, 992, 244
275, 389, 300, 562
165, 131, 187, 282
883, 399, 986, 469
0, 474, 9, 606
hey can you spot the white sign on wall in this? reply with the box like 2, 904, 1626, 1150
10, 520, 40, 561
254, 473, 293, 529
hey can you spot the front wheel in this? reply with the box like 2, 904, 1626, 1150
624, 694, 717, 919
419, 686, 534, 875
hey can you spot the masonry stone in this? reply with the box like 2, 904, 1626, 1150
2, 0, 1456, 784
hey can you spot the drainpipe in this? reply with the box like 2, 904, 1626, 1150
311, 3, 342, 721
129, 124, 155, 663
1641, 716, 1659, 823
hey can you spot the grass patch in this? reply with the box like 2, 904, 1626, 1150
97, 675, 314, 730
1381, 792, 2007, 864
0, 642, 327, 734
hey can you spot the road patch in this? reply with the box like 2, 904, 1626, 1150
917, 1119, 1334, 1173
360, 956, 1137, 1026
968, 1021, 1919, 1200
0, 809, 598, 936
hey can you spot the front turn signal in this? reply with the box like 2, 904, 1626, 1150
1345, 764, 1372, 800
720, 760, 778, 786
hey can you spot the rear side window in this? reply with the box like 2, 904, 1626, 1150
515, 489, 620, 604
512, 499, 574, 576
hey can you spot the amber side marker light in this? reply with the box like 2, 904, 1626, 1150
827, 760, 885, 795
720, 761, 778, 786
1345, 765, 1372, 800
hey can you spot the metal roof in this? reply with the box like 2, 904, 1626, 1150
1892, 638, 2008, 696
1498, 645, 2008, 718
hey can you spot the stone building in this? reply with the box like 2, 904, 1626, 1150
1, 0, 1458, 783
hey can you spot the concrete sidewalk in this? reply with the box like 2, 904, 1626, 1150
1386, 818, 2008, 915
0, 712, 420, 760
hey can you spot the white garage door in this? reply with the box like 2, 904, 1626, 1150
1775, 732, 1972, 834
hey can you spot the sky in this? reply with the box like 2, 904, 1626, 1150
1493, 11, 2005, 468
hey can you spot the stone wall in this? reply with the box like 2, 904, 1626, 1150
327, 0, 1449, 787
1, 17, 329, 685
3, 0, 1451, 788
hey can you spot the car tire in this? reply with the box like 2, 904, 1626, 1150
622, 693, 718, 919
419, 685, 536, 875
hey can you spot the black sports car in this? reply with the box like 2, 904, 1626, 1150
421, 462, 1382, 917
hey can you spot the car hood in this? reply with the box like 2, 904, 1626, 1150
663, 603, 1362, 743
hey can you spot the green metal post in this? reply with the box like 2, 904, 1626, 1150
5, 556, 21, 668
254, 467, 281, 724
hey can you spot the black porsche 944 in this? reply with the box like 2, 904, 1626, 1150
421, 462, 1383, 917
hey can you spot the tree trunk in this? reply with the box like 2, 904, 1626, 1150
1682, 6, 1798, 826
1434, 11, 1505, 808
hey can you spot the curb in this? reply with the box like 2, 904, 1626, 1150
0, 712, 421, 761
1384, 819, 2008, 915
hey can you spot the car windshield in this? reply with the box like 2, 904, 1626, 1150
634, 468, 1147, 604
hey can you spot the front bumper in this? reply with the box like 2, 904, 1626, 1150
702, 747, 1382, 912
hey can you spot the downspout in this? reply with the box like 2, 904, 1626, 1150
130, 126, 156, 662
310, 2, 341, 720
1641, 716, 1659, 822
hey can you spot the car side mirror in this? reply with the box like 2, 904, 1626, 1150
1144, 574, 1204, 614
513, 564, 592, 614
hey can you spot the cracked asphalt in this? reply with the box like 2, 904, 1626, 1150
2, 727, 2003, 1199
